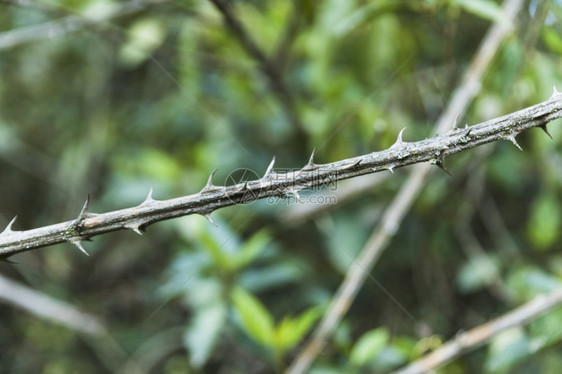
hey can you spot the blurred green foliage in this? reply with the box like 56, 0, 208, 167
0, 0, 562, 373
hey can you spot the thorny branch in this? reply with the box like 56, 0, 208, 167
1, 89, 561, 259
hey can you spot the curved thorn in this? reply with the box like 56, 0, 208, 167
0, 256, 17, 264
507, 135, 523, 151
553, 85, 560, 96
392, 128, 407, 148
539, 124, 553, 139
453, 114, 459, 129
127, 224, 144, 236
263, 156, 276, 179
385, 166, 394, 174
434, 161, 452, 176
303, 148, 317, 170
142, 187, 155, 204
71, 240, 89, 256
201, 170, 218, 193
2, 216, 17, 235
347, 159, 362, 169
203, 213, 218, 227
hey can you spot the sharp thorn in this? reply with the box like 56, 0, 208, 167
201, 170, 219, 193
203, 213, 218, 227
395, 127, 407, 145
385, 166, 394, 174
453, 114, 459, 129
347, 159, 362, 169
71, 240, 89, 256
553, 85, 560, 96
0, 256, 17, 264
291, 189, 301, 201
303, 148, 318, 170
435, 161, 452, 176
142, 187, 155, 204
2, 216, 17, 235
130, 225, 144, 235
263, 156, 276, 179
76, 195, 91, 222
507, 135, 523, 151
539, 124, 553, 139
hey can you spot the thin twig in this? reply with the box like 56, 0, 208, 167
208, 0, 306, 138
392, 288, 562, 374
0, 273, 104, 334
1, 88, 560, 259
286, 0, 526, 372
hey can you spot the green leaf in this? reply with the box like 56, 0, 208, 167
183, 302, 227, 369
457, 254, 500, 293
349, 327, 389, 367
527, 193, 561, 250
231, 287, 275, 348
543, 27, 562, 55
119, 18, 167, 66
485, 327, 531, 373
452, 0, 507, 24
231, 230, 271, 270
275, 306, 322, 351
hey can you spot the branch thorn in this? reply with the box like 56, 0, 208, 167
76, 195, 91, 223
433, 160, 452, 176
126, 223, 144, 236
384, 166, 394, 174
1, 216, 17, 235
507, 134, 523, 151
539, 124, 552, 139
302, 148, 318, 171
263, 156, 276, 180
201, 170, 219, 193
392, 127, 407, 148
70, 239, 89, 256
202, 213, 218, 227
142, 187, 156, 205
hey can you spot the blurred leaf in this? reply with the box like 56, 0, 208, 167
184, 302, 227, 369
231, 287, 275, 348
349, 327, 389, 367
542, 27, 562, 55
239, 261, 305, 292
457, 254, 500, 294
275, 306, 322, 351
527, 192, 561, 250
231, 230, 271, 270
119, 18, 166, 66
452, 0, 507, 24
506, 266, 562, 300
528, 308, 562, 350
485, 327, 531, 373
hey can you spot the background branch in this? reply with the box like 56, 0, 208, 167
392, 288, 562, 374
208, 0, 306, 139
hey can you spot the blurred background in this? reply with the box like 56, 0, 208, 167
1, 0, 562, 373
